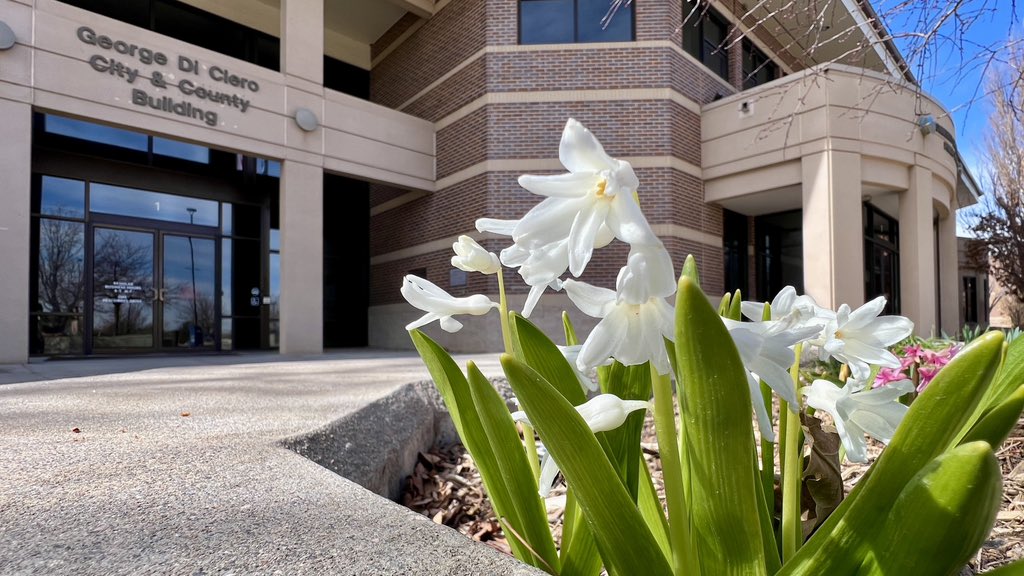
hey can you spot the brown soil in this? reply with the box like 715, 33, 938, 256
401, 416, 1024, 573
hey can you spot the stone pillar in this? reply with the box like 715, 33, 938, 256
279, 161, 324, 354
938, 208, 960, 335
899, 165, 937, 336
0, 100, 31, 364
801, 150, 864, 310
280, 0, 324, 85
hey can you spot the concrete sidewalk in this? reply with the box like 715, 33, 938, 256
0, 350, 539, 575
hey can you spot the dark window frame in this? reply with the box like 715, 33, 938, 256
741, 38, 779, 89
863, 203, 901, 314
682, 3, 730, 80
518, 0, 636, 45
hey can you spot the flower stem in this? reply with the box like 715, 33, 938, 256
759, 380, 775, 513
781, 342, 804, 562
651, 369, 696, 574
496, 267, 514, 356
496, 267, 541, 480
522, 422, 541, 481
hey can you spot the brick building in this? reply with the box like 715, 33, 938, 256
0, 0, 981, 362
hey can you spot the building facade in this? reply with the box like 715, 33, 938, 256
0, 0, 979, 363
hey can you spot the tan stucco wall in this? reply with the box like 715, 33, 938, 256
701, 64, 963, 334
0, 0, 435, 362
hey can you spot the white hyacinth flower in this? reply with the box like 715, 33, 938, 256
724, 316, 821, 442
477, 218, 614, 317
563, 279, 675, 375
821, 297, 914, 381
741, 285, 829, 330
451, 235, 500, 275
401, 275, 498, 333
512, 393, 650, 495
512, 119, 659, 277
802, 377, 914, 463
614, 242, 677, 304
557, 344, 602, 393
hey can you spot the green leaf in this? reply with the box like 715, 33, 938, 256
564, 311, 580, 346
675, 276, 767, 575
599, 361, 652, 499
780, 331, 1005, 574
718, 293, 732, 317
970, 335, 1024, 431
466, 362, 560, 573
961, 384, 1024, 448
682, 254, 700, 286
510, 312, 587, 406
728, 289, 743, 321
637, 451, 672, 559
409, 330, 535, 567
858, 441, 1002, 576
559, 489, 603, 576
501, 354, 673, 576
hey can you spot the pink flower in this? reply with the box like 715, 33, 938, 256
874, 367, 909, 388
903, 344, 924, 360
917, 366, 939, 392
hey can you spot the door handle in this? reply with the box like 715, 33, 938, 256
151, 288, 168, 303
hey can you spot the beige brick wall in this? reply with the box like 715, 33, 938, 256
367, 0, 756, 316
370, 0, 486, 108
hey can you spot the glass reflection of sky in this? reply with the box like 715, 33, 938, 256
45, 116, 148, 151
269, 252, 280, 320
90, 183, 218, 227
41, 176, 86, 218
221, 239, 232, 316
163, 236, 216, 332
153, 138, 210, 164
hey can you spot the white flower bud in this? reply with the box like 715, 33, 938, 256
451, 235, 501, 275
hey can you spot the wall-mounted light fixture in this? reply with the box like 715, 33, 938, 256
0, 21, 16, 50
294, 107, 319, 132
918, 114, 936, 136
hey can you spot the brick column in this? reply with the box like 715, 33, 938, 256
0, 100, 31, 364
728, 25, 745, 91
899, 165, 937, 336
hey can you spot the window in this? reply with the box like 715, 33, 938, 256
683, 4, 729, 80
519, 0, 634, 44
963, 276, 979, 325
45, 116, 148, 152
723, 209, 749, 295
742, 39, 779, 89
863, 204, 900, 314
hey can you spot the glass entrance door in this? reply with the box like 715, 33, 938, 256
92, 228, 156, 350
160, 234, 216, 349
90, 227, 217, 352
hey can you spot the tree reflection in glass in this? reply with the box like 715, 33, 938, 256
92, 228, 154, 348
36, 216, 85, 354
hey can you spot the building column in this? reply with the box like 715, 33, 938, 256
280, 0, 324, 85
938, 208, 960, 335
279, 161, 324, 354
899, 165, 937, 336
801, 150, 864, 310
0, 100, 31, 364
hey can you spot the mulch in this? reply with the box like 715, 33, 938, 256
402, 416, 1024, 573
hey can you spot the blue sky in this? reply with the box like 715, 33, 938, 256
881, 1, 1022, 174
